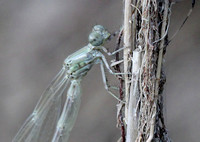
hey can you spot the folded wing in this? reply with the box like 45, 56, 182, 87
52, 79, 82, 142
12, 67, 70, 142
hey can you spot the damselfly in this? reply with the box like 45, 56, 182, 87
12, 25, 124, 142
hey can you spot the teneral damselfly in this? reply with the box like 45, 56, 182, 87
12, 25, 123, 142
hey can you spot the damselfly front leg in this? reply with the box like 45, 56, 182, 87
99, 45, 127, 56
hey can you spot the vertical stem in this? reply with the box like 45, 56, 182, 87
147, 1, 169, 141
126, 50, 141, 142
155, 0, 169, 97
123, 0, 132, 124
126, 0, 139, 141
122, 0, 171, 141
115, 29, 126, 142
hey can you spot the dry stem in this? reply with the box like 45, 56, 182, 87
123, 0, 171, 141
123, 0, 132, 124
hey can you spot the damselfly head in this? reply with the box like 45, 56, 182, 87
89, 25, 111, 46
92, 25, 111, 41
93, 25, 105, 32
88, 32, 104, 46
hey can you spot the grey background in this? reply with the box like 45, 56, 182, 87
0, 0, 199, 142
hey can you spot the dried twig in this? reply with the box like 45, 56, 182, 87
123, 0, 132, 124
123, 0, 171, 141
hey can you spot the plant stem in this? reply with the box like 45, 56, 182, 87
123, 0, 132, 126
123, 0, 171, 141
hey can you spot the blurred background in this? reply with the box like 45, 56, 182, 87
0, 0, 199, 142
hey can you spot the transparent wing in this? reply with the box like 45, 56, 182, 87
12, 67, 70, 142
52, 80, 82, 142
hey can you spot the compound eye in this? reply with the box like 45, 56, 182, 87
93, 25, 105, 32
88, 32, 103, 46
